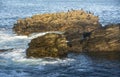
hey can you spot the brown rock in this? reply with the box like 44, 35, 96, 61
67, 39, 83, 53
85, 24, 120, 52
26, 33, 68, 58
14, 9, 120, 57
64, 27, 84, 53
13, 10, 101, 35
0, 48, 13, 52
66, 23, 120, 53
26, 24, 120, 58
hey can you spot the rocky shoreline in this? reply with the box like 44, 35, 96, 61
13, 10, 101, 35
13, 10, 120, 58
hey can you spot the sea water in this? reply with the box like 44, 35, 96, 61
0, 0, 120, 77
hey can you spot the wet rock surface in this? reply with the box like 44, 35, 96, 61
26, 33, 68, 58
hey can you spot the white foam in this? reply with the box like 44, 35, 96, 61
0, 30, 74, 71
0, 31, 65, 50
28, 31, 64, 39
28, 32, 47, 39
0, 31, 64, 49
0, 30, 27, 42
0, 49, 25, 59
0, 47, 74, 67
14, 56, 74, 66
0, 30, 29, 49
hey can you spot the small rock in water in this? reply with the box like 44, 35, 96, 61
0, 48, 13, 52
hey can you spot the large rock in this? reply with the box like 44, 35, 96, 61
63, 27, 84, 53
26, 24, 120, 58
66, 24, 120, 53
13, 10, 120, 58
63, 23, 101, 53
13, 10, 101, 35
85, 24, 120, 52
26, 33, 68, 58
67, 39, 83, 53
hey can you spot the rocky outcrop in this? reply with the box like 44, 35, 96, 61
13, 9, 120, 58
26, 33, 68, 58
13, 10, 101, 35
65, 24, 120, 53
85, 24, 120, 52
26, 24, 120, 58
63, 26, 85, 53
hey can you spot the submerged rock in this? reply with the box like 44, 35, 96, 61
85, 51, 120, 60
26, 33, 68, 58
13, 10, 101, 35
0, 48, 13, 52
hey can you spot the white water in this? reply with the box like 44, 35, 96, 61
0, 30, 73, 61
0, 0, 120, 77
0, 29, 75, 77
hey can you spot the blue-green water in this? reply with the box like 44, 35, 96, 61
0, 0, 120, 77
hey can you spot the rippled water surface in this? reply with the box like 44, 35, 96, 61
0, 0, 120, 77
